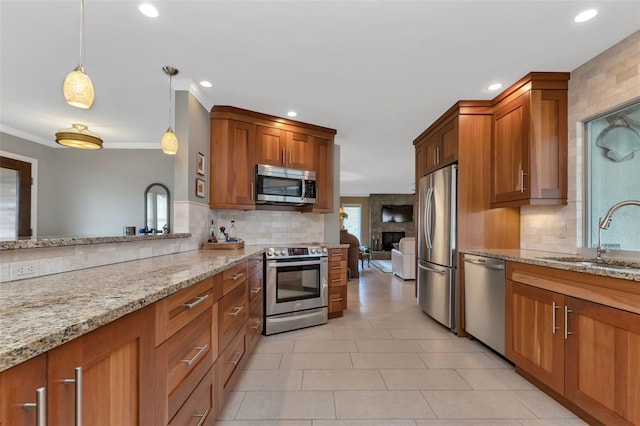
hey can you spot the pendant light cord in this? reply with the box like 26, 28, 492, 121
79, 0, 84, 67
168, 73, 172, 126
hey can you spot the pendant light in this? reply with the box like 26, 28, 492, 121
55, 123, 103, 149
161, 66, 179, 155
63, 0, 95, 109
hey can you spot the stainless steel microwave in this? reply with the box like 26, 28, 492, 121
256, 164, 317, 205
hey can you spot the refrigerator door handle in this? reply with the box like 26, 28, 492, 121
424, 187, 433, 249
418, 263, 446, 275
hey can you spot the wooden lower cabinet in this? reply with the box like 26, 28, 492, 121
48, 305, 156, 426
0, 259, 264, 426
327, 248, 348, 318
565, 297, 640, 426
0, 354, 46, 426
506, 262, 640, 425
505, 280, 565, 395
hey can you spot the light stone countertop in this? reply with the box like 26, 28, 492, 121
459, 248, 640, 282
0, 233, 192, 250
0, 246, 264, 372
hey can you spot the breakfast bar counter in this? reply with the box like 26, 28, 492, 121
0, 247, 264, 372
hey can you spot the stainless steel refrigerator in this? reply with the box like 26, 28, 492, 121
417, 164, 457, 333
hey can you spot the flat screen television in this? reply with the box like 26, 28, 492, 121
381, 204, 413, 223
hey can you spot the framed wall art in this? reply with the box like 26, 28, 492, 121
196, 152, 205, 176
196, 178, 205, 198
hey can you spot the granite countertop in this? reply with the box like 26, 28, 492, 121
460, 248, 640, 282
0, 233, 192, 250
0, 246, 263, 372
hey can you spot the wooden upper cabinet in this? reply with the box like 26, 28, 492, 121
490, 72, 569, 208
256, 127, 316, 170
210, 118, 256, 210
211, 106, 336, 212
313, 136, 333, 213
415, 140, 428, 180
256, 126, 285, 167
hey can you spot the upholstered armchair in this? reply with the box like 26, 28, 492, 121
391, 237, 416, 280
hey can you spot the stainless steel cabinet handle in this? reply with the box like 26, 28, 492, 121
289, 150, 292, 166
552, 302, 560, 334
331, 253, 342, 257
331, 278, 342, 283
23, 387, 47, 426
63, 367, 82, 426
230, 351, 244, 365
231, 272, 244, 281
564, 305, 572, 339
251, 287, 262, 294
251, 182, 254, 201
194, 409, 209, 426
182, 344, 208, 366
229, 305, 244, 317
282, 148, 285, 165
436, 147, 440, 164
433, 147, 438, 165
183, 294, 209, 309
252, 319, 263, 330
520, 169, 527, 193
418, 264, 445, 275
331, 266, 342, 270
463, 258, 505, 270
331, 297, 344, 302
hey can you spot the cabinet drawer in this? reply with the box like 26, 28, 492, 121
166, 309, 213, 400
168, 366, 215, 426
222, 262, 248, 295
329, 271, 346, 287
329, 286, 347, 313
219, 327, 246, 387
246, 297, 264, 353
248, 268, 264, 305
219, 284, 249, 350
248, 255, 263, 278
155, 277, 214, 346
328, 248, 347, 262
329, 259, 347, 275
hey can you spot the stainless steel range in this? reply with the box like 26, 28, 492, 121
264, 244, 328, 335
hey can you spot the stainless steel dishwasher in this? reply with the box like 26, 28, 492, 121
463, 254, 506, 355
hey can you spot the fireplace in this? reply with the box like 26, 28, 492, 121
382, 231, 405, 251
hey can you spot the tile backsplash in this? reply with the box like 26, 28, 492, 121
211, 209, 325, 245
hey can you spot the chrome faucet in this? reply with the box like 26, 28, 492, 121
596, 200, 640, 259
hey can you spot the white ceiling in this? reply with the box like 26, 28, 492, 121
1, 1, 639, 196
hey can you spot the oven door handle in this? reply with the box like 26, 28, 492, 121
267, 260, 325, 267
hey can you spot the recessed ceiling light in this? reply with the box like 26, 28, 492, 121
488, 83, 503, 91
574, 9, 597, 23
287, 111, 297, 117
199, 81, 213, 88
139, 4, 159, 18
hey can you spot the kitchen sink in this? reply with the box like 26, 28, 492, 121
538, 256, 640, 272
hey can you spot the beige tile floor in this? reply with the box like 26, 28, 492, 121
216, 266, 587, 426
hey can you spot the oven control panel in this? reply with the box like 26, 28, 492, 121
265, 246, 328, 259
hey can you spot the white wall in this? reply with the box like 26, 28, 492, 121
520, 31, 640, 254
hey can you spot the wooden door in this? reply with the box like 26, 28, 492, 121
0, 355, 46, 426
491, 92, 530, 206
286, 131, 315, 170
256, 126, 285, 167
505, 280, 565, 394
565, 297, 640, 426
47, 306, 156, 426
313, 137, 333, 212
415, 140, 427, 180
210, 119, 256, 209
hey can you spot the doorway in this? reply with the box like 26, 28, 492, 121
342, 204, 362, 244
1, 156, 33, 239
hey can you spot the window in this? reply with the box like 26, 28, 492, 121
585, 100, 640, 253
342, 204, 362, 244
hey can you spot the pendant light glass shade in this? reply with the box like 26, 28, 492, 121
55, 123, 103, 149
64, 0, 94, 109
161, 127, 178, 155
161, 66, 179, 155
63, 65, 94, 109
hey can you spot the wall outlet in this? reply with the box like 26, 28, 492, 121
558, 223, 567, 239
10, 260, 40, 281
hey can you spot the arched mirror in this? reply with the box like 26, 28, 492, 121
144, 183, 170, 234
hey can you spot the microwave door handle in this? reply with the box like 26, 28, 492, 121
300, 178, 306, 202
